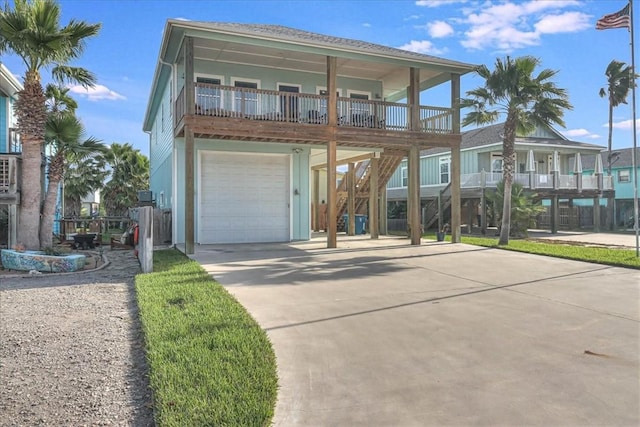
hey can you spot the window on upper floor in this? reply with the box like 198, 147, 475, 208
440, 156, 451, 184
491, 153, 503, 174
232, 79, 259, 115
196, 76, 222, 112
618, 169, 631, 183
401, 167, 408, 187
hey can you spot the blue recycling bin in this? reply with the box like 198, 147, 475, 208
342, 214, 368, 234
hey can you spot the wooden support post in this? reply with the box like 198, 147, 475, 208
313, 169, 320, 232
408, 145, 421, 245
379, 188, 387, 235
185, 127, 195, 254
327, 140, 337, 248
407, 67, 421, 245
551, 196, 559, 234
369, 157, 379, 239
347, 162, 355, 236
480, 191, 487, 235
450, 73, 461, 243
326, 55, 338, 248
184, 36, 195, 254
594, 197, 601, 232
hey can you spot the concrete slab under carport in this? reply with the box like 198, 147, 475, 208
191, 236, 640, 426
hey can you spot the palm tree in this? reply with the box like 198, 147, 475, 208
599, 60, 636, 176
63, 156, 108, 217
40, 112, 105, 247
461, 56, 572, 245
45, 83, 78, 114
0, 0, 100, 249
103, 143, 149, 216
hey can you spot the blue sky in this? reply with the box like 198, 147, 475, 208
1, 0, 638, 156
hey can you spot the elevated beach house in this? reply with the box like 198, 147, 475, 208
386, 122, 613, 233
143, 21, 476, 253
0, 63, 22, 248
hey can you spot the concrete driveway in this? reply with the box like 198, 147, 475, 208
192, 236, 639, 426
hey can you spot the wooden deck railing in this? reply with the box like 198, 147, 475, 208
175, 83, 455, 134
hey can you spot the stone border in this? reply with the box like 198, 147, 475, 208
0, 251, 111, 279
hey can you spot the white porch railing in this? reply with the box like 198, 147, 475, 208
459, 170, 612, 192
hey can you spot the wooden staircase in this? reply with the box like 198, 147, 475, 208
335, 153, 404, 230
423, 182, 452, 230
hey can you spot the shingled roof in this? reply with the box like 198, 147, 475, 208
419, 122, 603, 157
581, 147, 640, 170
172, 21, 475, 69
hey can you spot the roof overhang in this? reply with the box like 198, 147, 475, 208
0, 63, 23, 97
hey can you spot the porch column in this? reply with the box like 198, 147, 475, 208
326, 56, 338, 248
184, 36, 195, 254
408, 145, 421, 245
379, 188, 388, 235
450, 73, 462, 243
593, 197, 601, 232
369, 157, 379, 239
551, 196, 559, 234
480, 190, 487, 234
347, 162, 355, 236
408, 68, 421, 245
313, 169, 320, 232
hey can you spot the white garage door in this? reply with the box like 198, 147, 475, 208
199, 151, 290, 244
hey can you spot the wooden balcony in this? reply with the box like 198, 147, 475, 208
174, 83, 459, 150
0, 154, 21, 204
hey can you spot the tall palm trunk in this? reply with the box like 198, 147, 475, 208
499, 114, 517, 245
15, 71, 47, 249
40, 153, 64, 248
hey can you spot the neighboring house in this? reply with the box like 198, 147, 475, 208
580, 147, 639, 228
0, 63, 22, 248
143, 21, 476, 252
386, 122, 612, 232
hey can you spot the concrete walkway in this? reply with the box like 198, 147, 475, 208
192, 236, 639, 426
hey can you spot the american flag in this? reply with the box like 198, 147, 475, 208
596, 3, 631, 30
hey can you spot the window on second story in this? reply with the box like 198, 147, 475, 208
233, 79, 259, 115
618, 169, 631, 183
401, 167, 408, 187
440, 156, 451, 184
491, 153, 503, 174
196, 76, 222, 112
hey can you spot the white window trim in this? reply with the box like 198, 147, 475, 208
277, 82, 302, 116
195, 74, 225, 112
439, 156, 451, 184
490, 152, 503, 174
230, 76, 260, 88
401, 166, 408, 187
346, 89, 371, 99
618, 169, 631, 183
230, 77, 261, 114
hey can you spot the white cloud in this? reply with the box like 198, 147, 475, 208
405, 14, 422, 21
69, 84, 126, 102
605, 119, 640, 130
535, 11, 591, 34
564, 128, 600, 139
459, 1, 589, 52
362, 22, 372, 28
398, 40, 446, 55
427, 20, 454, 38
416, 0, 467, 8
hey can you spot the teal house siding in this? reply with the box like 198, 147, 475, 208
149, 79, 174, 210
0, 96, 6, 151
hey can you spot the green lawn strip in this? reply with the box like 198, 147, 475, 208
423, 233, 640, 269
135, 249, 277, 426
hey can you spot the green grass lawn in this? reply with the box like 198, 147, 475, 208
135, 249, 277, 426
423, 233, 640, 269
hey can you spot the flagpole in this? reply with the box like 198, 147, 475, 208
630, 0, 639, 257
